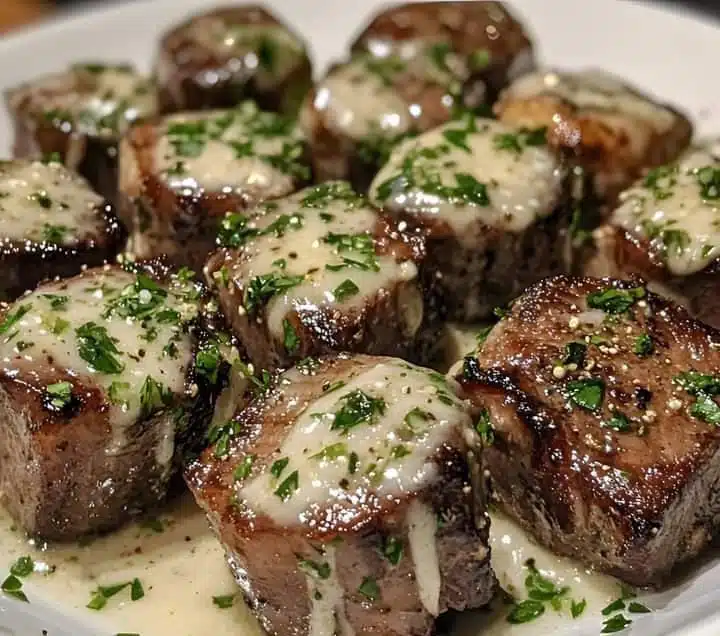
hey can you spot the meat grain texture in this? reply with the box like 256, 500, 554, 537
188, 354, 495, 636
459, 274, 720, 586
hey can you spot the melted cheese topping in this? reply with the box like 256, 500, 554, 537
11, 64, 157, 138
0, 268, 199, 448
503, 69, 677, 132
0, 161, 105, 246
220, 183, 419, 340
312, 59, 413, 141
185, 19, 305, 84
370, 117, 564, 236
157, 103, 306, 197
239, 359, 471, 525
611, 148, 720, 275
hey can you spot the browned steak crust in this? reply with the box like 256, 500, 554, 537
188, 354, 495, 635
458, 275, 720, 586
155, 5, 312, 116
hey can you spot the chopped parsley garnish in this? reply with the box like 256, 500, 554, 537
76, 322, 124, 374
108, 381, 130, 406
571, 598, 587, 618
633, 333, 654, 357
0, 304, 32, 337
45, 381, 73, 410
604, 411, 632, 432
566, 378, 604, 411
42, 223, 68, 242
562, 342, 587, 367
493, 127, 547, 153
207, 420, 242, 458
104, 274, 168, 322
469, 48, 491, 69
602, 598, 626, 615
330, 390, 386, 434
324, 231, 379, 272
644, 165, 677, 200
364, 54, 405, 86
310, 442, 348, 461
274, 470, 299, 501
195, 344, 222, 384
139, 376, 172, 417
271, 457, 289, 479
244, 272, 304, 314
690, 393, 720, 425
507, 599, 545, 624
1, 556, 34, 603
298, 558, 331, 579
42, 294, 69, 310
217, 213, 258, 248
628, 601, 651, 613
697, 165, 720, 200
358, 576, 380, 601
333, 279, 360, 302
382, 536, 404, 565
474, 409, 495, 445
674, 371, 720, 395
212, 594, 236, 609
233, 455, 256, 482
601, 614, 632, 633
586, 287, 645, 314
300, 181, 364, 208
86, 578, 144, 611
283, 319, 300, 353
30, 191, 53, 209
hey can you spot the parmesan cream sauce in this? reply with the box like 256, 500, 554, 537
11, 66, 157, 137
185, 19, 305, 83
157, 107, 302, 196
225, 187, 419, 341
611, 147, 720, 275
370, 118, 564, 236
0, 502, 622, 636
240, 360, 469, 525
503, 69, 677, 133
0, 268, 196, 456
0, 161, 105, 245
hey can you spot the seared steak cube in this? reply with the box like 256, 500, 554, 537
118, 101, 311, 272
5, 62, 157, 204
495, 69, 693, 205
588, 146, 720, 330
205, 181, 438, 372
458, 274, 720, 586
0, 264, 223, 540
369, 116, 570, 323
187, 354, 495, 636
155, 5, 312, 116
0, 159, 124, 299
301, 1, 535, 192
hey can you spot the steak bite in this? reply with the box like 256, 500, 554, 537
187, 354, 495, 636
5, 62, 157, 204
118, 101, 311, 272
458, 274, 720, 586
205, 181, 438, 372
301, 1, 535, 192
155, 5, 312, 116
588, 146, 720, 330
0, 159, 125, 300
369, 116, 570, 323
495, 69, 693, 205
0, 263, 225, 541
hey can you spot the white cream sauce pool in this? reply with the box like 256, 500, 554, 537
0, 496, 262, 636
0, 501, 624, 636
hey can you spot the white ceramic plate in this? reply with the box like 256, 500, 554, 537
1, 1, 720, 635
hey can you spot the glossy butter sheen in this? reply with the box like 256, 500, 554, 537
240, 360, 471, 525
371, 117, 564, 235
612, 147, 720, 275
0, 161, 105, 245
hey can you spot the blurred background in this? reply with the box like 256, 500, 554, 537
0, 0, 719, 34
